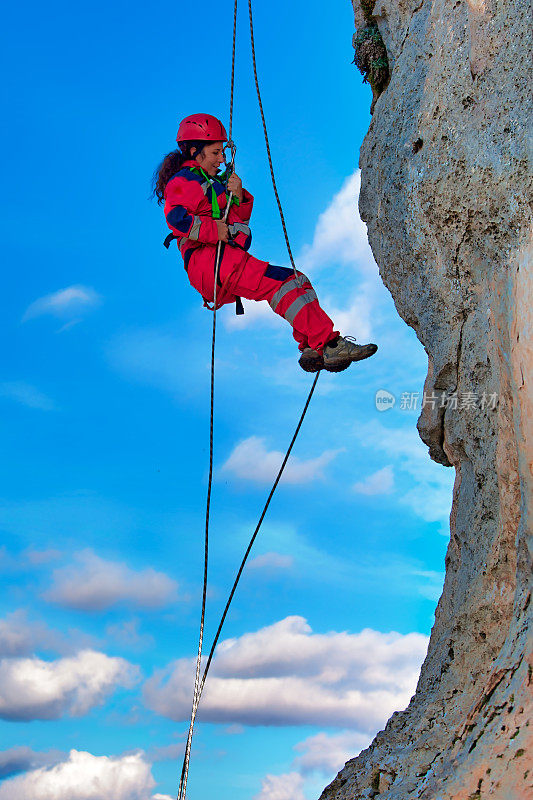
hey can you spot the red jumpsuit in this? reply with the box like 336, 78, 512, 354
164, 159, 338, 353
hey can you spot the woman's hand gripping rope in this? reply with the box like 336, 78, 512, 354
216, 221, 229, 242
226, 172, 243, 202
216, 142, 239, 244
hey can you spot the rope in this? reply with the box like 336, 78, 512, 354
196, 371, 319, 702
248, 0, 297, 276
176, 1, 320, 795
228, 0, 238, 143
178, 358, 318, 800
175, 258, 214, 800
177, 191, 234, 800
176, 4, 238, 795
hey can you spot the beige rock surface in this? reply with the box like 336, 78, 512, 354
320, 0, 532, 797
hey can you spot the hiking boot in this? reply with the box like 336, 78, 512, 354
298, 347, 324, 373
323, 336, 378, 372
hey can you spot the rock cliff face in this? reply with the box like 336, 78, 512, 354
320, 0, 532, 797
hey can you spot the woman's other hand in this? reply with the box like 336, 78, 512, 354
216, 221, 229, 242
227, 173, 243, 203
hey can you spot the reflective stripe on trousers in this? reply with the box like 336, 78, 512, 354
283, 289, 318, 323
269, 272, 317, 324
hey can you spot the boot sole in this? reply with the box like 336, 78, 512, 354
323, 361, 351, 373
298, 353, 324, 373
323, 344, 378, 372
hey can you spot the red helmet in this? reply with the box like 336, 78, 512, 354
176, 113, 228, 143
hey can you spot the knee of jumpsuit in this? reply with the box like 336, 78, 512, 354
268, 271, 337, 353
268, 271, 315, 320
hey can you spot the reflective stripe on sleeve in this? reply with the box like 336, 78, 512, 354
228, 222, 251, 237
188, 216, 202, 241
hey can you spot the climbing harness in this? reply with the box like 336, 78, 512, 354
191, 165, 241, 220
175, 1, 319, 797
163, 157, 246, 315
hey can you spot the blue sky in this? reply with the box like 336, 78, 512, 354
0, 0, 455, 798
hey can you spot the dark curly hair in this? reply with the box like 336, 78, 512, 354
152, 141, 206, 205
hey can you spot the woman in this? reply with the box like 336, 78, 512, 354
153, 113, 377, 372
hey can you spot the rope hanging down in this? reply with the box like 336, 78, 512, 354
176, 4, 238, 795
195, 371, 319, 704
176, 195, 232, 800
176, 1, 319, 796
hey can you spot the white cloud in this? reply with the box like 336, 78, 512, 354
292, 731, 370, 776
228, 521, 353, 589
0, 381, 56, 410
224, 298, 285, 330
296, 170, 383, 344
353, 465, 395, 496
411, 570, 445, 602
224, 723, 245, 734
147, 743, 185, 762
25, 548, 62, 565
0, 611, 96, 659
106, 619, 155, 650
0, 747, 65, 779
404, 482, 454, 530
247, 552, 294, 571
236, 522, 350, 583
0, 650, 138, 721
144, 616, 428, 729
0, 750, 158, 800
44, 549, 178, 611
298, 172, 374, 275
253, 730, 372, 800
354, 422, 454, 531
221, 436, 341, 485
227, 172, 378, 338
322, 287, 374, 341
253, 772, 305, 800
22, 285, 100, 322
0, 611, 63, 657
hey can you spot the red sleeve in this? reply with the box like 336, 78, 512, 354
232, 188, 254, 222
164, 176, 219, 245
